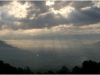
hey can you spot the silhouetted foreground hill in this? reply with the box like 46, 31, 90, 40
0, 59, 100, 74
72, 60, 100, 74
0, 60, 34, 74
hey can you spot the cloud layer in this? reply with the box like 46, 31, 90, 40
0, 1, 100, 30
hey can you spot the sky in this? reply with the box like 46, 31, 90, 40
0, 0, 100, 70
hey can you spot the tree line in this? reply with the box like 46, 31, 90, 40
0, 59, 100, 74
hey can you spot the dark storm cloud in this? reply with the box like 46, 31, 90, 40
26, 1, 49, 16
18, 1, 26, 5
18, 1, 70, 28
1, 11, 19, 21
0, 12, 21, 30
53, 1, 72, 10
16, 1, 100, 29
68, 7, 100, 26
33, 1, 48, 13
18, 13, 69, 29
19, 7, 100, 29
71, 1, 94, 10
0, 1, 100, 30
0, 1, 11, 6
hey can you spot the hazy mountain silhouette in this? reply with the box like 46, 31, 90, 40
1, 40, 100, 72
0, 40, 61, 72
0, 40, 37, 69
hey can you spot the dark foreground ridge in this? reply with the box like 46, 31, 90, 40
0, 59, 100, 74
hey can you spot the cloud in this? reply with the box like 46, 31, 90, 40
19, 6, 100, 29
16, 1, 100, 29
67, 7, 100, 26
0, 1, 11, 6
71, 1, 94, 10
53, 1, 72, 10
0, 1, 100, 30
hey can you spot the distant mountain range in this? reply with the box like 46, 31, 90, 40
0, 40, 65, 72
0, 40, 100, 72
0, 40, 37, 69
